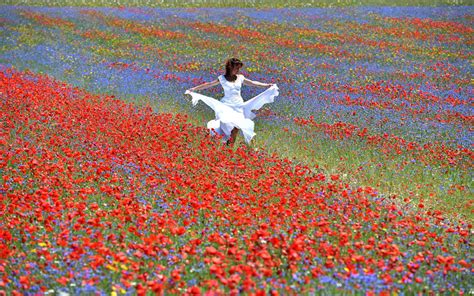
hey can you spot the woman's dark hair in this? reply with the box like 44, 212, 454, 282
224, 58, 243, 82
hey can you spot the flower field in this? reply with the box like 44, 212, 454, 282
1, 5, 473, 295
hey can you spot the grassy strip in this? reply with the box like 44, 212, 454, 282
2, 0, 471, 7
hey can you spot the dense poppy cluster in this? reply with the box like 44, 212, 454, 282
1, 66, 472, 294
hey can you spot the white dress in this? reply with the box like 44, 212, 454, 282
185, 74, 279, 143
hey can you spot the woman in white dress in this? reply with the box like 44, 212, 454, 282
185, 58, 279, 145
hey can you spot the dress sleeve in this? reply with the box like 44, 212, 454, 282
239, 74, 245, 83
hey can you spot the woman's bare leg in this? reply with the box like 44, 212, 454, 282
226, 128, 239, 146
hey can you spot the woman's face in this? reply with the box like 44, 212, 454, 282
231, 66, 241, 75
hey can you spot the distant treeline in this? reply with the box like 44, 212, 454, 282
2, 0, 472, 7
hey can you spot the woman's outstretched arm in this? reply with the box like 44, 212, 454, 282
243, 76, 274, 88
187, 79, 220, 92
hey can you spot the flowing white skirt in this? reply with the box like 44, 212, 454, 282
185, 84, 279, 143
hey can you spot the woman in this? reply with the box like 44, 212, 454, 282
185, 58, 279, 146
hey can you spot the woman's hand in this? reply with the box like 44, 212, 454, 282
243, 78, 273, 88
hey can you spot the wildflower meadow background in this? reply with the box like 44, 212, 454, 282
0, 1, 473, 294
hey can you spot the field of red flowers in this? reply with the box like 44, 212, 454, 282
1, 67, 472, 294
1, 3, 473, 294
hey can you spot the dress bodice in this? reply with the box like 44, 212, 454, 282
218, 74, 244, 105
